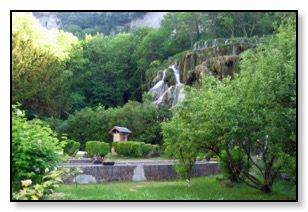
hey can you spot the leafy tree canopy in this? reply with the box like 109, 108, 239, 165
162, 12, 296, 192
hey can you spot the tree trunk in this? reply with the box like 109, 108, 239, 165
260, 184, 272, 193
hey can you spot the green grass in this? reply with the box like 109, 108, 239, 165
52, 176, 296, 200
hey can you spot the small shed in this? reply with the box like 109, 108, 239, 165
109, 126, 132, 142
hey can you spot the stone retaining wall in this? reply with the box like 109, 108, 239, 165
63, 161, 219, 184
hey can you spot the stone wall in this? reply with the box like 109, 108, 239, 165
63, 161, 219, 184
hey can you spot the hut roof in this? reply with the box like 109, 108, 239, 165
109, 126, 132, 134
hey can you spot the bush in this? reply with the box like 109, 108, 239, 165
85, 141, 110, 157
149, 144, 160, 157
115, 142, 123, 156
141, 143, 153, 157
115, 141, 160, 158
116, 142, 142, 157
131, 142, 142, 157
219, 147, 250, 182
112, 142, 119, 152
63, 139, 80, 156
12, 106, 63, 191
12, 167, 82, 200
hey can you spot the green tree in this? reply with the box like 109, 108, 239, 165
162, 12, 296, 192
162, 111, 201, 185
12, 12, 77, 118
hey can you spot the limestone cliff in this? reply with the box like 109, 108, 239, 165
33, 12, 61, 29
33, 12, 166, 32
178, 38, 258, 86
129, 12, 166, 29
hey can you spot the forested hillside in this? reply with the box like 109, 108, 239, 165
12, 12, 294, 147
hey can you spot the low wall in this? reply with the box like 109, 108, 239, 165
63, 161, 220, 184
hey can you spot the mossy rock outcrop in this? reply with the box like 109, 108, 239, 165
164, 68, 176, 87
178, 43, 251, 86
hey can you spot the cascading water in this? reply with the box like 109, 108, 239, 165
150, 64, 185, 106
149, 69, 168, 101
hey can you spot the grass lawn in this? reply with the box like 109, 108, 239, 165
52, 176, 296, 200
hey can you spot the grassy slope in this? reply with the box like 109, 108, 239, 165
53, 176, 296, 200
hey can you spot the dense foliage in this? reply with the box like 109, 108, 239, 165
20, 12, 279, 114
50, 101, 171, 150
114, 141, 159, 158
162, 12, 296, 192
63, 139, 80, 156
13, 12, 279, 117
85, 141, 110, 157
12, 105, 64, 191
12, 13, 77, 118
13, 167, 82, 200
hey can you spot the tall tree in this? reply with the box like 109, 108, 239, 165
12, 12, 77, 118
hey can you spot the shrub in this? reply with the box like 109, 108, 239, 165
149, 144, 160, 157
121, 142, 133, 156
116, 141, 143, 157
63, 139, 80, 156
115, 141, 160, 158
131, 142, 142, 157
141, 143, 154, 157
112, 142, 119, 152
85, 141, 110, 157
12, 106, 63, 191
12, 167, 82, 200
115, 142, 124, 156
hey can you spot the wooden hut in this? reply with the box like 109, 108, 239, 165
109, 126, 132, 142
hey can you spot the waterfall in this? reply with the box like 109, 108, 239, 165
213, 39, 217, 47
204, 41, 208, 48
150, 64, 185, 106
171, 64, 181, 84
232, 45, 237, 55
150, 69, 168, 101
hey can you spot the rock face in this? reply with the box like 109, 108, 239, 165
149, 38, 258, 105
34, 12, 61, 29
178, 38, 257, 87
129, 12, 166, 29
34, 12, 166, 32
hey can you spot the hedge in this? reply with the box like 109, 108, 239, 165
141, 143, 153, 157
85, 141, 110, 157
113, 141, 159, 158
